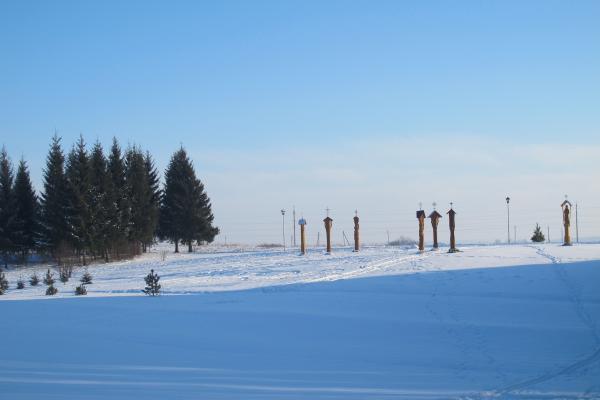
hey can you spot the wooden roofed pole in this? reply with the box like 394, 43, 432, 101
416, 208, 426, 252
353, 210, 360, 252
429, 203, 442, 250
561, 197, 572, 246
299, 217, 307, 255
447, 203, 459, 253
323, 207, 333, 254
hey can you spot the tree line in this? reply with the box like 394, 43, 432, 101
0, 135, 218, 267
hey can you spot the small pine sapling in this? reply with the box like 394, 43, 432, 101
74, 284, 87, 296
143, 269, 161, 296
29, 272, 40, 286
531, 223, 546, 243
80, 270, 93, 285
16, 276, 25, 289
59, 265, 72, 284
0, 271, 9, 295
46, 284, 58, 296
43, 269, 55, 286
59, 270, 69, 284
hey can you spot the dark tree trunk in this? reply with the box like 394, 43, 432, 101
174, 241, 179, 253
188, 241, 193, 253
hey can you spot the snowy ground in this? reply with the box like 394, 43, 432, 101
2, 244, 600, 399
2, 243, 600, 300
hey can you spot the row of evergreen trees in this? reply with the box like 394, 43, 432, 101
0, 135, 218, 267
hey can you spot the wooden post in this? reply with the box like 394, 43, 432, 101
416, 210, 426, 251
323, 217, 333, 254
447, 207, 458, 253
353, 213, 360, 252
298, 218, 307, 255
428, 210, 442, 249
561, 200, 572, 246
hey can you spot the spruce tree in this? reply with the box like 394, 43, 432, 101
80, 270, 93, 285
46, 283, 58, 296
142, 151, 160, 252
107, 138, 130, 257
43, 268, 55, 286
44, 268, 58, 294
65, 135, 91, 263
74, 284, 87, 295
40, 134, 69, 258
531, 223, 545, 243
126, 147, 150, 254
29, 272, 40, 286
88, 142, 111, 260
13, 159, 39, 257
160, 148, 218, 253
0, 146, 17, 267
143, 269, 161, 296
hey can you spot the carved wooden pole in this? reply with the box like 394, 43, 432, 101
447, 207, 458, 253
299, 218, 307, 255
353, 213, 360, 252
561, 200, 572, 246
416, 210, 426, 251
428, 210, 442, 249
323, 216, 333, 254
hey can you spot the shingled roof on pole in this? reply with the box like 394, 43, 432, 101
428, 210, 442, 220
428, 210, 442, 249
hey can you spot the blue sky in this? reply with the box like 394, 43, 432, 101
1, 1, 599, 244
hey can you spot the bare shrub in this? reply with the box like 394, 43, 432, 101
257, 243, 284, 249
388, 236, 417, 247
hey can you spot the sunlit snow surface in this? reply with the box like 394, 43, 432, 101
2, 244, 600, 399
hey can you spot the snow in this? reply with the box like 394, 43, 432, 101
2, 243, 600, 300
1, 244, 600, 399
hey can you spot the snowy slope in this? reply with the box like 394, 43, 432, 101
1, 243, 599, 300
2, 244, 600, 399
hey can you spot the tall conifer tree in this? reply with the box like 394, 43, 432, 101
88, 142, 111, 260
160, 148, 218, 253
0, 146, 17, 266
65, 135, 91, 262
125, 146, 149, 254
108, 138, 130, 255
142, 151, 161, 252
13, 159, 39, 256
40, 134, 69, 256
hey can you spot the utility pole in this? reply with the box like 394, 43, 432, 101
386, 230, 390, 245
293, 206, 296, 247
506, 197, 511, 244
514, 225, 517, 244
343, 231, 351, 246
547, 226, 550, 243
576, 203, 579, 243
281, 209, 286, 250
317, 232, 320, 247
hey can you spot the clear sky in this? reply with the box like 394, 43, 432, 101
1, 1, 599, 245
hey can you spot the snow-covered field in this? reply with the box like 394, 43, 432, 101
2, 244, 600, 399
2, 243, 599, 300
